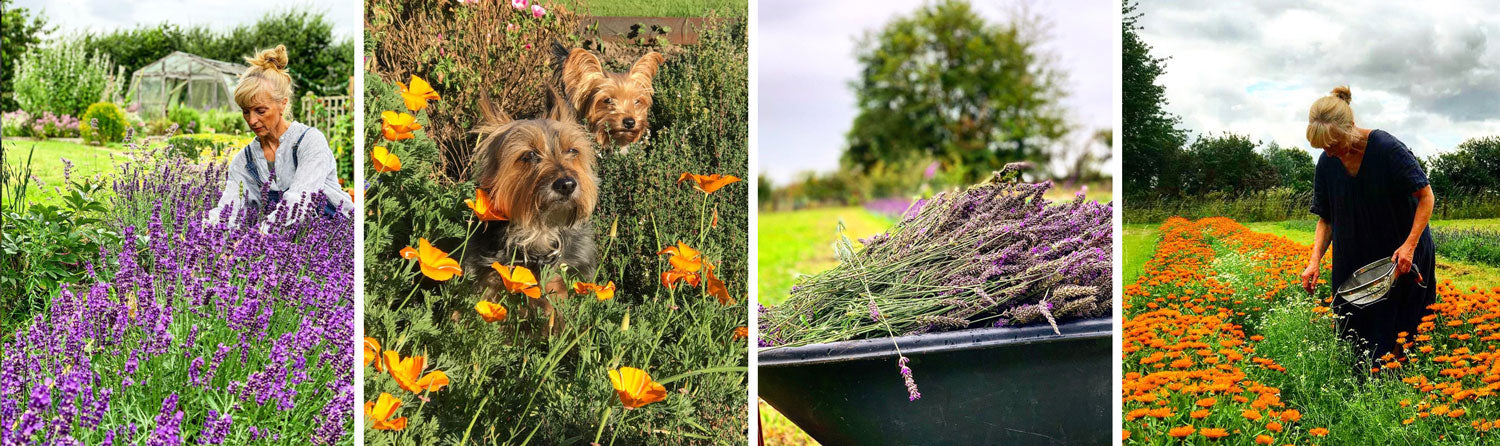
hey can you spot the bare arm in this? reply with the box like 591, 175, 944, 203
1300, 217, 1333, 294
1391, 185, 1434, 276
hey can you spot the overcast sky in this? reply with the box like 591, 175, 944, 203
758, 0, 1116, 185
1137, 0, 1500, 160
12, 0, 359, 40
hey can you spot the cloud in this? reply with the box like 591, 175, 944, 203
758, 0, 1116, 185
1139, 0, 1500, 160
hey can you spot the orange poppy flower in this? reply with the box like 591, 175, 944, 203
382, 111, 421, 141
363, 337, 382, 371
365, 392, 408, 431
608, 366, 667, 409
573, 281, 616, 301
1200, 428, 1229, 439
403, 238, 462, 281
1168, 426, 1194, 438
676, 173, 742, 194
464, 188, 508, 221
732, 326, 748, 341
704, 263, 734, 305
661, 269, 701, 289
475, 300, 507, 322
372, 146, 402, 172
397, 75, 440, 112
384, 350, 451, 394
657, 241, 703, 273
491, 263, 542, 298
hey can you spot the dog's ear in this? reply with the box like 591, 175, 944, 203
477, 90, 513, 127
549, 41, 571, 72
627, 52, 666, 88
543, 83, 577, 125
561, 48, 606, 89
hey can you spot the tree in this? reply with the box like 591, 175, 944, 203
1428, 136, 1500, 198
1122, 0, 1187, 198
1, 0, 52, 111
843, 0, 1069, 183
1179, 133, 1277, 196
1262, 142, 1315, 193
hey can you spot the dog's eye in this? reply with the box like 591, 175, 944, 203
635, 99, 642, 105
567, 147, 580, 156
523, 151, 542, 163
603, 98, 615, 105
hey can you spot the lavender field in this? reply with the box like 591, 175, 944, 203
1, 135, 354, 444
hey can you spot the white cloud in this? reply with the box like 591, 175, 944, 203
758, 0, 1116, 185
13, 0, 359, 39
1138, 0, 1500, 161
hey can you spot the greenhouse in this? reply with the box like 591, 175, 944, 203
126, 51, 247, 117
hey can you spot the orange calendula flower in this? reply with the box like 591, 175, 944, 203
1195, 397, 1216, 408
1200, 428, 1229, 439
403, 238, 462, 281
475, 300, 507, 322
676, 173, 742, 194
382, 111, 421, 140
661, 269, 701, 289
1168, 426, 1194, 438
608, 366, 667, 409
363, 337, 382, 371
657, 241, 703, 273
732, 326, 748, 340
492, 263, 541, 298
397, 75, 440, 112
1309, 427, 1329, 436
384, 350, 451, 394
372, 146, 402, 172
573, 281, 616, 301
704, 262, 733, 305
1254, 434, 1274, 445
365, 393, 407, 431
464, 188, 508, 221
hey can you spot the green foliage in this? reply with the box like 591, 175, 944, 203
1428, 136, 1500, 199
361, 16, 749, 445
1179, 133, 1277, 196
1, 0, 52, 111
200, 108, 250, 134
79, 102, 128, 145
165, 133, 252, 161
0, 142, 119, 335
1432, 228, 1500, 267
1263, 142, 1316, 194
844, 0, 1068, 184
1122, 0, 1188, 200
166, 105, 202, 133
14, 36, 117, 116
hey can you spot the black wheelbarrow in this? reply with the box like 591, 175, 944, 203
758, 318, 1112, 445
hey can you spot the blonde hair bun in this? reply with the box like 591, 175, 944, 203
246, 44, 290, 72
1331, 85, 1351, 104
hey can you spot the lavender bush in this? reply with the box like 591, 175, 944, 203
0, 131, 354, 444
760, 163, 1113, 348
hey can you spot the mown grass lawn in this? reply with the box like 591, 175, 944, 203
1122, 223, 1158, 284
559, 0, 747, 17
2, 138, 125, 205
756, 206, 892, 307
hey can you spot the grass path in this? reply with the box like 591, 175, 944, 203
557, 0, 747, 17
2, 138, 124, 205
756, 206, 892, 307
1122, 223, 1157, 284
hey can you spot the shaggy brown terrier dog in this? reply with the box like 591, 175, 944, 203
550, 42, 665, 148
463, 98, 598, 332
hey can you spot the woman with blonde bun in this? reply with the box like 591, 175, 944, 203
209, 44, 352, 225
1298, 85, 1437, 369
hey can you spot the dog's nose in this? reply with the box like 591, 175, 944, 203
622, 117, 636, 129
551, 177, 577, 195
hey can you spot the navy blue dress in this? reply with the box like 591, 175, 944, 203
1311, 129, 1435, 365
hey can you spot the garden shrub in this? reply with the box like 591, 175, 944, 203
1, 110, 28, 137
166, 105, 202, 134
201, 108, 250, 134
13, 36, 118, 116
165, 133, 253, 161
79, 102, 128, 145
360, 12, 749, 444
1432, 227, 1500, 267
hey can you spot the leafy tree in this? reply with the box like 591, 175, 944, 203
1262, 142, 1315, 193
1179, 133, 1277, 196
1122, 0, 1186, 198
1428, 136, 1500, 198
1, 0, 52, 111
843, 0, 1069, 183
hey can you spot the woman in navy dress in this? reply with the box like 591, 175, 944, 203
1298, 86, 1437, 370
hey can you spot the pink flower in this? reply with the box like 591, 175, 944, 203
506, 23, 519, 33
524, 43, 533, 50
510, 0, 527, 11
531, 4, 546, 18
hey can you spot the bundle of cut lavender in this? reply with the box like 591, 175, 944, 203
759, 163, 1112, 349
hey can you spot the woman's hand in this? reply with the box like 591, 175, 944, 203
1300, 263, 1320, 294
1392, 242, 1416, 276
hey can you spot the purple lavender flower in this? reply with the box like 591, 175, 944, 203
898, 356, 921, 401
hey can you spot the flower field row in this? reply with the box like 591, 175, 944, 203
1123, 217, 1500, 444
2, 137, 353, 444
